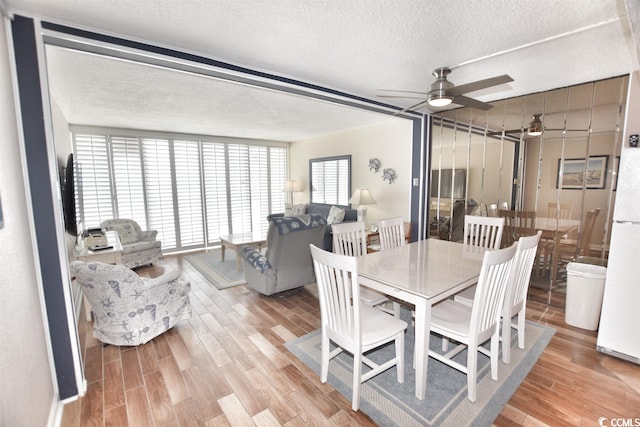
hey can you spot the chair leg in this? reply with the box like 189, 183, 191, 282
393, 301, 401, 318
442, 336, 449, 352
321, 334, 330, 383
490, 333, 500, 381
467, 345, 478, 402
395, 333, 405, 383
352, 352, 362, 411
502, 316, 512, 364
517, 311, 526, 350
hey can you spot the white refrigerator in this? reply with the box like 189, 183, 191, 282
596, 146, 640, 364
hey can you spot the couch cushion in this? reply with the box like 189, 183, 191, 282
121, 240, 161, 255
271, 214, 327, 235
110, 222, 139, 244
285, 203, 307, 216
327, 205, 345, 224
307, 203, 331, 218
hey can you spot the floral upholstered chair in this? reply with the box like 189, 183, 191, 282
70, 260, 191, 346
100, 219, 163, 268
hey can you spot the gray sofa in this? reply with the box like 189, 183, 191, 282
268, 203, 357, 251
241, 214, 326, 296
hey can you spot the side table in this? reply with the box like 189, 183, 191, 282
75, 230, 123, 320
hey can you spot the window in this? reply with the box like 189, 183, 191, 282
73, 128, 287, 252
310, 155, 351, 206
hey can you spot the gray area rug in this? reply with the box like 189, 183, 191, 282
185, 250, 246, 290
285, 308, 555, 427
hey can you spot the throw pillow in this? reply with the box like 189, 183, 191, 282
285, 203, 307, 216
327, 205, 345, 225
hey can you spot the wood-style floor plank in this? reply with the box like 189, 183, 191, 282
61, 252, 640, 427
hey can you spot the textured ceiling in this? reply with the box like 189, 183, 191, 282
7, 0, 640, 141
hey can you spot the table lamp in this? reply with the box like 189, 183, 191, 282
283, 180, 302, 205
349, 188, 376, 226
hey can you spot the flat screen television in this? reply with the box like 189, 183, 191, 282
430, 168, 466, 199
61, 153, 78, 236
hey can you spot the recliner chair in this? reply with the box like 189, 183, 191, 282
438, 199, 466, 242
241, 214, 326, 296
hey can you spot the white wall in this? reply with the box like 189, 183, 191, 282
289, 118, 413, 227
0, 16, 57, 427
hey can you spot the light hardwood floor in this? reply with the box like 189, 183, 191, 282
61, 252, 640, 426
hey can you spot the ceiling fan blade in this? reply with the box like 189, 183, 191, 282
448, 74, 513, 96
487, 128, 522, 136
376, 94, 426, 100
376, 89, 428, 96
394, 99, 431, 115
452, 95, 494, 111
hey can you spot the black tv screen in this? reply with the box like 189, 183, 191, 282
62, 153, 78, 236
431, 168, 466, 199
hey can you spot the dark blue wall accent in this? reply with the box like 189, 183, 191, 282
410, 116, 431, 241
11, 15, 79, 400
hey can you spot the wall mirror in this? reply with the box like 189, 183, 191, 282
309, 155, 351, 206
429, 75, 627, 308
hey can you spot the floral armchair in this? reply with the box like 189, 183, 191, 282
100, 219, 163, 268
70, 260, 191, 346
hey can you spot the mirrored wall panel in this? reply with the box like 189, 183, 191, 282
430, 76, 627, 307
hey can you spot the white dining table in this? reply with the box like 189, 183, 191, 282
358, 239, 486, 400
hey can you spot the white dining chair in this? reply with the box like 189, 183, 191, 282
332, 221, 398, 316
377, 216, 406, 251
427, 242, 517, 402
309, 244, 408, 411
463, 215, 505, 250
454, 231, 542, 363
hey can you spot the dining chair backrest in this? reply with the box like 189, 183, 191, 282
332, 221, 367, 257
377, 217, 406, 251
311, 244, 361, 344
547, 202, 573, 220
499, 210, 536, 248
464, 215, 505, 250
504, 231, 542, 319
486, 203, 499, 217
470, 242, 517, 344
577, 208, 601, 256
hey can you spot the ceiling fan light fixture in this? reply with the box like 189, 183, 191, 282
527, 114, 543, 136
427, 93, 454, 107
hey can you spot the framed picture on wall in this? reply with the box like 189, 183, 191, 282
556, 155, 608, 189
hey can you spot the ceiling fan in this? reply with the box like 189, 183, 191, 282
377, 67, 513, 113
487, 114, 589, 137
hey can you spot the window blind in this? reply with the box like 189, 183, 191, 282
72, 129, 287, 252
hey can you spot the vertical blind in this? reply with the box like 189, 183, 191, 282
73, 129, 287, 252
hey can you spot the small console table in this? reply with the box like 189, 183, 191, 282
75, 230, 123, 320
76, 230, 123, 264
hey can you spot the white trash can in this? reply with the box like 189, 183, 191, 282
565, 262, 607, 330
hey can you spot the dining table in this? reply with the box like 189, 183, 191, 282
534, 217, 580, 284
358, 239, 486, 400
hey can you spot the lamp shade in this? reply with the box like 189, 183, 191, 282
349, 188, 376, 205
283, 180, 302, 192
